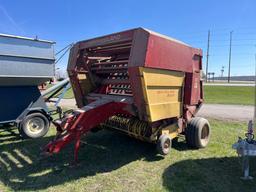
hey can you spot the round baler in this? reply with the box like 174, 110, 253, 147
42, 28, 210, 161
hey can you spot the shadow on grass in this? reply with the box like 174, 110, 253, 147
171, 137, 194, 152
162, 156, 256, 192
0, 126, 21, 143
0, 128, 163, 191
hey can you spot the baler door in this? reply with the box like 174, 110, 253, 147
139, 68, 184, 122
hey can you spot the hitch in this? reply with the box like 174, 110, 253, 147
42, 99, 129, 162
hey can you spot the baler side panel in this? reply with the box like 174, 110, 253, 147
184, 55, 203, 105
139, 67, 184, 122
67, 45, 85, 108
128, 29, 149, 121
145, 33, 201, 73
129, 28, 149, 67
143, 32, 203, 107
128, 67, 148, 121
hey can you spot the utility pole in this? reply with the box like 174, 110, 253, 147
221, 66, 224, 77
228, 31, 233, 83
206, 30, 210, 82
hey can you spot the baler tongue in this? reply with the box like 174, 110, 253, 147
42, 99, 128, 162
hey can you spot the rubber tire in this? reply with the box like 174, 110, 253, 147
157, 134, 172, 155
19, 112, 50, 139
185, 117, 211, 148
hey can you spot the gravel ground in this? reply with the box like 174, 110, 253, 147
197, 103, 253, 122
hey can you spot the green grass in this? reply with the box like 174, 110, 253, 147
204, 86, 254, 105
45, 83, 74, 99
0, 119, 256, 192
60, 85, 254, 106
62, 88, 74, 99
46, 82, 254, 106
205, 81, 254, 84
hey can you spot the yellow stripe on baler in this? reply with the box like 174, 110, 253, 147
139, 67, 184, 122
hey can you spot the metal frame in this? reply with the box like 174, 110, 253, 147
43, 99, 130, 161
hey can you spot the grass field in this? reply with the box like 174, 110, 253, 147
51, 84, 254, 105
204, 86, 254, 105
45, 83, 74, 99
47, 81, 254, 105
205, 81, 254, 84
0, 119, 256, 192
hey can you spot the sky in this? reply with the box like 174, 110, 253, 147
0, 0, 255, 76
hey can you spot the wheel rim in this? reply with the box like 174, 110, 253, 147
164, 139, 171, 150
26, 117, 45, 134
201, 124, 210, 146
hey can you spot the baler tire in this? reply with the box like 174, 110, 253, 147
19, 113, 50, 139
157, 134, 172, 155
185, 117, 210, 148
